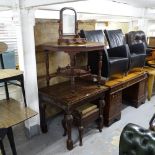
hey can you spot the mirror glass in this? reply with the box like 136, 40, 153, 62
62, 9, 76, 35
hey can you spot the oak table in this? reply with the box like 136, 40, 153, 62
36, 42, 105, 90
39, 80, 108, 150
0, 99, 37, 155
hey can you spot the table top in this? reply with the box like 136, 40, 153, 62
105, 70, 147, 88
36, 41, 105, 52
0, 99, 37, 128
39, 80, 108, 108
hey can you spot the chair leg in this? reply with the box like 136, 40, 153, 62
0, 140, 6, 155
4, 82, 9, 100
7, 127, 17, 155
78, 125, 84, 146
19, 75, 27, 107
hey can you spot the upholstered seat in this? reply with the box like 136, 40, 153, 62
104, 29, 146, 71
80, 30, 129, 78
119, 123, 155, 155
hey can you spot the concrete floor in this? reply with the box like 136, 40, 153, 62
1, 85, 155, 155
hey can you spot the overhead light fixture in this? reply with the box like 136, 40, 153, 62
112, 0, 127, 5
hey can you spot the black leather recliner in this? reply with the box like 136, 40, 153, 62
80, 30, 129, 78
104, 29, 146, 70
119, 123, 155, 155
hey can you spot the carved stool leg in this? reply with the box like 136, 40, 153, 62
62, 114, 67, 136
78, 125, 84, 146
66, 113, 73, 150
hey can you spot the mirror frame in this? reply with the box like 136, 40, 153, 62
60, 7, 77, 36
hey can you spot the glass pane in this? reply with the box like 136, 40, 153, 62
62, 10, 75, 35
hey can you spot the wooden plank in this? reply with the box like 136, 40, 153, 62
0, 99, 37, 128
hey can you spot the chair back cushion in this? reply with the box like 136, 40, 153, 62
126, 31, 147, 47
80, 30, 105, 43
104, 29, 126, 48
119, 123, 155, 155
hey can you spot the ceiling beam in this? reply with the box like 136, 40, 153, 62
0, 0, 13, 8
20, 0, 87, 9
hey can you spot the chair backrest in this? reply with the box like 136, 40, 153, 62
126, 31, 148, 47
104, 29, 126, 48
80, 29, 105, 43
0, 42, 8, 69
119, 123, 155, 155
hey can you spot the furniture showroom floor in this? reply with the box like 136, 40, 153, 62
1, 85, 155, 155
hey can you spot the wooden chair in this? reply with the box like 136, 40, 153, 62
0, 42, 26, 107
72, 102, 104, 146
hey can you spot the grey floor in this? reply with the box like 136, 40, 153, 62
1, 85, 155, 155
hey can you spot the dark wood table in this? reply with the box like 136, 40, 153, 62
36, 42, 105, 90
104, 71, 147, 126
39, 80, 108, 150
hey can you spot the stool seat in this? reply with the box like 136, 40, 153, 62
0, 69, 23, 80
75, 103, 97, 116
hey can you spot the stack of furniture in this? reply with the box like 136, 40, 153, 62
0, 42, 37, 155
37, 28, 150, 150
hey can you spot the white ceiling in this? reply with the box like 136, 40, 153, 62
108, 0, 155, 8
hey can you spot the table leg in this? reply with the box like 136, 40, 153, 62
0, 140, 6, 155
45, 50, 50, 86
98, 50, 103, 86
39, 102, 48, 133
66, 112, 73, 150
7, 127, 17, 155
69, 53, 76, 92
99, 95, 105, 132
62, 114, 67, 136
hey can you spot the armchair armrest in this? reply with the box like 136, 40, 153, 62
129, 43, 146, 54
148, 46, 155, 49
107, 44, 130, 58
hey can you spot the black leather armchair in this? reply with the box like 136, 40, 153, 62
80, 30, 129, 78
119, 123, 155, 155
104, 29, 146, 70
126, 30, 153, 56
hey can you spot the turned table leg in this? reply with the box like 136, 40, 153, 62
66, 112, 73, 150
68, 53, 76, 92
98, 50, 103, 86
99, 95, 105, 132
45, 50, 50, 87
